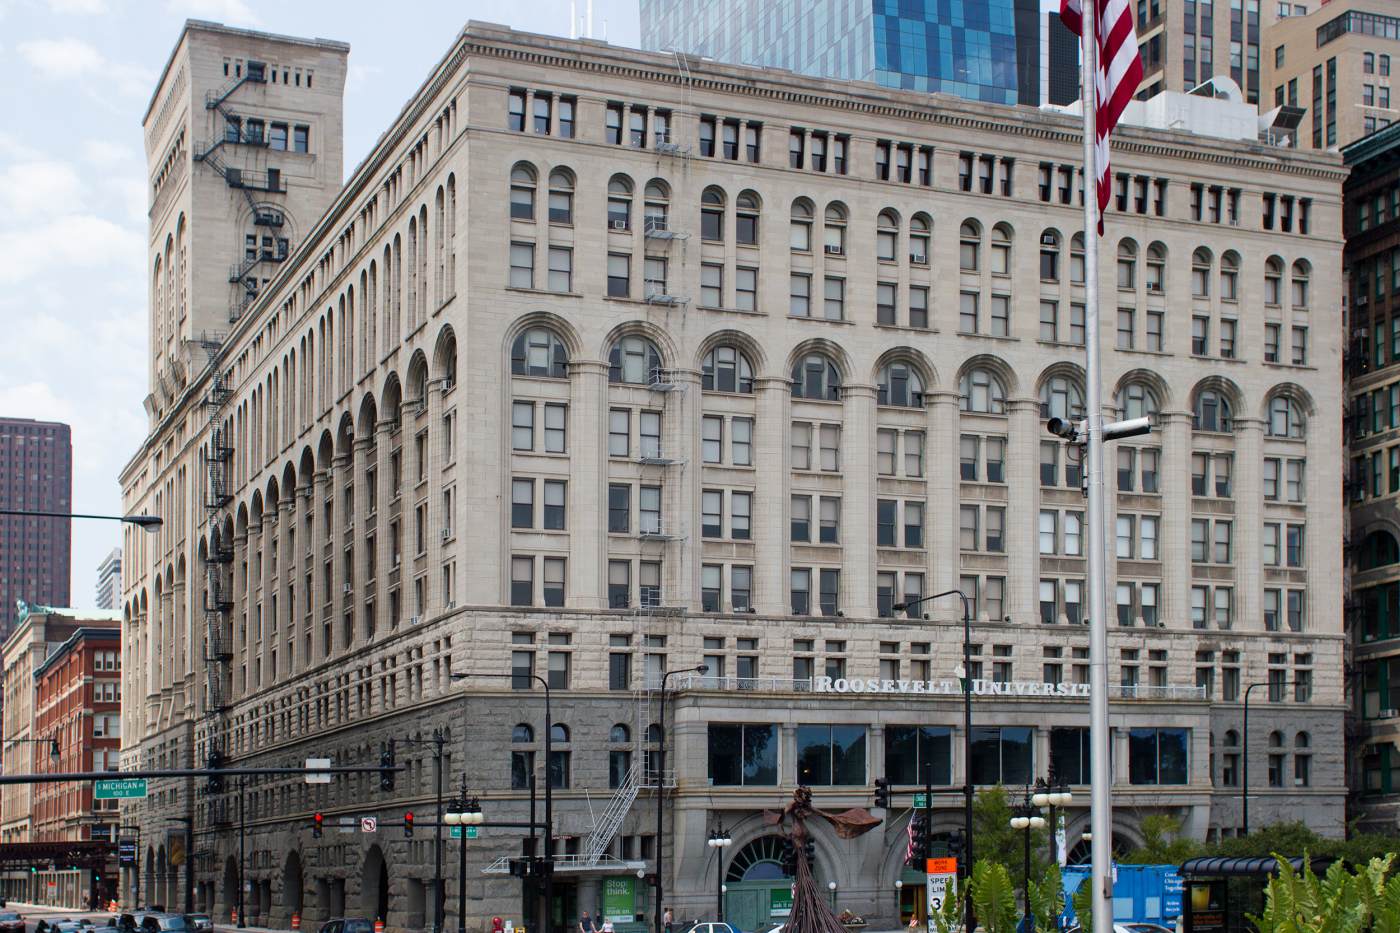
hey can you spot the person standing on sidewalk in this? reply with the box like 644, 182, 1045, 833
662, 908, 673, 933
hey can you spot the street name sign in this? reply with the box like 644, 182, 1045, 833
95, 778, 148, 800
449, 826, 479, 839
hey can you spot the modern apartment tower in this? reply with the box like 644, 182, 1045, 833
0, 417, 72, 633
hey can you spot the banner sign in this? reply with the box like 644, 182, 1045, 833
815, 677, 1090, 698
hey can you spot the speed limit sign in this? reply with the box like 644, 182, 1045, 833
925, 858, 958, 932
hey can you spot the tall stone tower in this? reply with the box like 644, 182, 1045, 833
142, 19, 348, 421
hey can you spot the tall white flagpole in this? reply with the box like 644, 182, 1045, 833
1078, 2, 1115, 933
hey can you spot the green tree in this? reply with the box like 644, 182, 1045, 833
1026, 863, 1064, 933
1118, 814, 1202, 865
973, 785, 1048, 892
1249, 852, 1400, 933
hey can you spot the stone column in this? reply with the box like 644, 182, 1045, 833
425, 377, 447, 616
314, 466, 334, 664
666, 368, 702, 610
928, 391, 960, 595
1159, 411, 1193, 625
842, 384, 877, 618
232, 530, 249, 676
568, 360, 608, 608
375, 421, 396, 637
295, 481, 313, 675
1235, 417, 1264, 629
280, 493, 297, 678
352, 437, 374, 652
754, 377, 791, 614
1007, 398, 1039, 620
259, 509, 275, 688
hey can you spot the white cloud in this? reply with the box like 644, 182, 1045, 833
164, 0, 261, 26
0, 160, 85, 217
17, 36, 103, 77
0, 214, 143, 285
81, 139, 135, 165
46, 0, 108, 12
346, 63, 383, 93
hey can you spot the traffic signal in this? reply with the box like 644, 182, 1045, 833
906, 813, 929, 865
207, 750, 225, 794
404, 811, 415, 838
380, 741, 396, 792
312, 813, 324, 839
873, 777, 891, 809
946, 829, 964, 861
780, 838, 797, 876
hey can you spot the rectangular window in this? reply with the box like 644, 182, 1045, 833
791, 568, 811, 615
1129, 728, 1189, 785
796, 724, 868, 785
735, 266, 757, 311
907, 431, 926, 477
510, 556, 533, 606
819, 569, 840, 616
542, 480, 566, 530
709, 724, 778, 786
702, 263, 723, 307
970, 726, 1033, 786
509, 242, 534, 288
608, 409, 629, 457
702, 416, 723, 464
608, 484, 630, 534
823, 277, 845, 320
543, 557, 565, 607
789, 273, 811, 317
606, 252, 629, 297
910, 286, 929, 328
820, 425, 840, 471
512, 401, 534, 450
732, 417, 752, 466
547, 246, 572, 292
819, 496, 840, 544
885, 725, 953, 785
791, 496, 811, 542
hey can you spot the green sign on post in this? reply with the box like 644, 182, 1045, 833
95, 778, 149, 800
449, 826, 480, 839
913, 793, 931, 808
603, 877, 635, 922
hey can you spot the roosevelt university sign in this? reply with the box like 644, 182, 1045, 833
813, 676, 1092, 697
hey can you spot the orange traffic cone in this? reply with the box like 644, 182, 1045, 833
374, 920, 385, 933
292, 914, 301, 930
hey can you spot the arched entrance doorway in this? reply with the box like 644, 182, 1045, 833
723, 836, 794, 932
282, 852, 304, 917
361, 845, 388, 922
145, 848, 156, 908
222, 857, 239, 919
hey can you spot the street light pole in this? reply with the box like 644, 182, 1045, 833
453, 670, 554, 932
0, 508, 162, 528
891, 588, 974, 933
237, 777, 245, 929
443, 777, 482, 933
434, 729, 445, 933
1241, 677, 1304, 835
655, 665, 707, 933
1009, 787, 1047, 925
706, 824, 732, 921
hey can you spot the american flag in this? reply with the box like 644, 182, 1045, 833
1061, 0, 1144, 233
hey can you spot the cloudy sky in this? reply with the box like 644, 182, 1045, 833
0, 0, 641, 607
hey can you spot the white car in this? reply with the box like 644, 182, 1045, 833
683, 923, 743, 933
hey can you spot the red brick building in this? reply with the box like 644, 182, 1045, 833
34, 626, 122, 842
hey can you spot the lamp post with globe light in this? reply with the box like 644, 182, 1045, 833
1009, 787, 1048, 927
706, 825, 732, 921
442, 779, 483, 933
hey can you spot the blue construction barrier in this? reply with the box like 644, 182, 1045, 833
1061, 864, 1185, 929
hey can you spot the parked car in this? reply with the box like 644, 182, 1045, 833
318, 919, 375, 933
139, 915, 188, 933
0, 912, 23, 933
184, 915, 212, 932
683, 923, 742, 933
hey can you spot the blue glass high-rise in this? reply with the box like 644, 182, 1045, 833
640, 0, 1049, 107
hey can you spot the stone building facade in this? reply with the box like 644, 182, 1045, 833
120, 19, 1347, 932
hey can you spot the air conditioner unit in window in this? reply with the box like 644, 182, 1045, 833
441, 528, 451, 541
612, 220, 628, 231
910, 252, 927, 264
445, 600, 456, 610
1382, 708, 1399, 718
824, 244, 843, 256
342, 583, 352, 595
1040, 233, 1057, 246
409, 615, 421, 625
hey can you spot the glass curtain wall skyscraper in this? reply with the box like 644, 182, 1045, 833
640, 0, 1044, 106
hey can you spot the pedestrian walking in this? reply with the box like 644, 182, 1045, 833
662, 907, 673, 933
579, 911, 597, 933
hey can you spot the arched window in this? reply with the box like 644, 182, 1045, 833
607, 175, 632, 230
1071, 233, 1086, 284
824, 203, 847, 254
1267, 394, 1306, 438
1193, 389, 1234, 432
609, 335, 663, 385
701, 187, 726, 241
1292, 260, 1311, 308
1295, 731, 1310, 749
509, 164, 536, 220
703, 345, 755, 393
550, 724, 570, 743
1146, 243, 1166, 293
644, 180, 670, 234
547, 169, 574, 225
736, 190, 760, 245
878, 362, 925, 407
511, 327, 569, 378
1269, 730, 1284, 748
1191, 248, 1212, 298
1223, 729, 1239, 747
1040, 230, 1061, 282
609, 724, 631, 743
1220, 252, 1240, 301
877, 209, 899, 262
1118, 381, 1159, 420
791, 199, 814, 252
1360, 530, 1400, 570
1040, 375, 1085, 420
1117, 240, 1138, 289
1264, 257, 1284, 306
990, 224, 1012, 275
910, 214, 931, 265
959, 221, 981, 271
791, 352, 841, 401
959, 368, 1006, 414
512, 724, 534, 743
646, 723, 664, 743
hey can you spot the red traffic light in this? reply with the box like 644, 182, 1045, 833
405, 811, 414, 823
404, 811, 415, 838
314, 812, 323, 824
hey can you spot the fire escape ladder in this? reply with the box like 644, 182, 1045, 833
583, 762, 642, 865
198, 341, 235, 718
